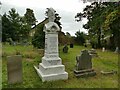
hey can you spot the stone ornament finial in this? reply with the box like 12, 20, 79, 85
45, 8, 56, 22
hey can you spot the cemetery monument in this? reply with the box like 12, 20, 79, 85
74, 50, 96, 77
34, 8, 68, 82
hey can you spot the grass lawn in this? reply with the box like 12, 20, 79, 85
2, 44, 118, 88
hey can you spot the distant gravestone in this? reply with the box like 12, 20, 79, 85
88, 49, 98, 57
8, 38, 16, 46
114, 47, 119, 53
63, 45, 68, 53
74, 50, 96, 77
70, 43, 74, 48
7, 55, 22, 84
102, 47, 105, 52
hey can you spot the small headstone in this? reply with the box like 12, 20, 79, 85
114, 47, 119, 53
88, 49, 98, 57
63, 45, 68, 53
70, 43, 74, 48
74, 50, 96, 77
7, 55, 22, 84
102, 47, 105, 52
8, 38, 16, 46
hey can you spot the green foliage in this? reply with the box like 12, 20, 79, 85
75, 2, 120, 49
2, 8, 37, 42
2, 14, 12, 42
32, 24, 45, 49
2, 8, 21, 41
24, 8, 37, 27
75, 30, 86, 45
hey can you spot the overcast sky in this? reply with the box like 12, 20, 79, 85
0, 0, 91, 36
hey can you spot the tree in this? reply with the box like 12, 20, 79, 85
75, 2, 120, 49
103, 3, 120, 49
24, 8, 37, 27
32, 24, 45, 49
3, 8, 22, 41
20, 16, 31, 41
2, 13, 13, 42
75, 30, 86, 45
2, 8, 36, 42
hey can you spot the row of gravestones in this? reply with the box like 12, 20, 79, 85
7, 49, 96, 84
63, 44, 119, 54
7, 47, 119, 84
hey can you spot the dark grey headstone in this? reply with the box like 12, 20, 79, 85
74, 50, 96, 77
76, 50, 92, 70
63, 45, 68, 53
70, 44, 74, 48
7, 55, 22, 84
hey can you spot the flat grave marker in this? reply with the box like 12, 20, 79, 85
7, 55, 22, 84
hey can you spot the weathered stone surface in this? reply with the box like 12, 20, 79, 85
101, 70, 117, 75
34, 8, 68, 82
7, 55, 22, 84
74, 50, 96, 77
88, 49, 98, 57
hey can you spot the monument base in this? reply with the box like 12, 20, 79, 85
74, 69, 96, 77
34, 63, 68, 82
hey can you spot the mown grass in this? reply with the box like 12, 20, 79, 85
2, 44, 118, 88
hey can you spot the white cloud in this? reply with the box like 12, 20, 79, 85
0, 0, 90, 36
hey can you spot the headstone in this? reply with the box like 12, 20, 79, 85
114, 47, 119, 53
7, 55, 22, 84
102, 47, 105, 52
8, 38, 16, 46
70, 43, 74, 48
34, 8, 68, 82
88, 49, 98, 57
63, 45, 68, 53
74, 50, 96, 77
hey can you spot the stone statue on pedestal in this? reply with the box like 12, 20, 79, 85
34, 8, 68, 82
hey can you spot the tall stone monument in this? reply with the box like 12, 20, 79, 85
34, 8, 68, 82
